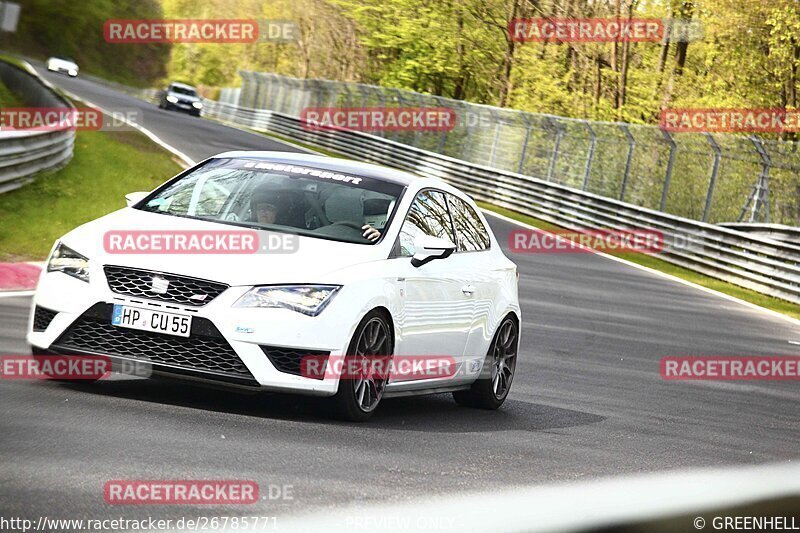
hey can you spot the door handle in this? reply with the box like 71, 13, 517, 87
461, 284, 475, 296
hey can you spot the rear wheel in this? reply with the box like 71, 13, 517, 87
453, 316, 518, 410
331, 310, 393, 422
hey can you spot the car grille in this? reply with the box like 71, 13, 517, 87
53, 303, 255, 382
260, 346, 330, 380
104, 266, 228, 307
32, 306, 58, 331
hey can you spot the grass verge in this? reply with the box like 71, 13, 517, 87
477, 201, 800, 320
0, 129, 182, 261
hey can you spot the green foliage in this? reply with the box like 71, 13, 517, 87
4, 0, 169, 86
14, 0, 800, 124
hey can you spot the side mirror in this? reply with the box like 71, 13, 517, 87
125, 191, 149, 207
411, 235, 456, 267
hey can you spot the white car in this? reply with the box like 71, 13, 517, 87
46, 57, 79, 77
27, 152, 521, 421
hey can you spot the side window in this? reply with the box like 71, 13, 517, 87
398, 190, 456, 256
448, 195, 490, 251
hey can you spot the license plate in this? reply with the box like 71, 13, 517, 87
111, 304, 192, 337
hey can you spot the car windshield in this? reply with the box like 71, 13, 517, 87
170, 86, 197, 96
137, 158, 404, 244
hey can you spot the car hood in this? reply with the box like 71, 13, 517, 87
60, 208, 385, 286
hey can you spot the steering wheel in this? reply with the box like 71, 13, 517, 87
331, 221, 364, 230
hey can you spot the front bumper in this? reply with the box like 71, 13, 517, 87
166, 100, 201, 114
27, 268, 356, 396
48, 66, 77, 76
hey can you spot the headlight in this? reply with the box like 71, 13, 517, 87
233, 285, 340, 316
68, 69, 77, 76
47, 243, 90, 283
166, 95, 178, 103
192, 101, 203, 109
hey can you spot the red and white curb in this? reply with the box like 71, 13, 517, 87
0, 262, 43, 296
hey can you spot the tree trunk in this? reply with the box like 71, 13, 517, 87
673, 0, 694, 76
497, 0, 523, 107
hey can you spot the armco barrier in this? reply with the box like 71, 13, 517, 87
0, 59, 76, 194
83, 80, 800, 305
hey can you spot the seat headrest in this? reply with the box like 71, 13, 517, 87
325, 190, 363, 223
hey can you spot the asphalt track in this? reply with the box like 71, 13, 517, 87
1, 68, 799, 523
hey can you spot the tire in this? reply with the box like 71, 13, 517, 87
453, 316, 519, 410
331, 310, 393, 422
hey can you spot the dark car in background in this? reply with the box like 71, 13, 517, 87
158, 82, 202, 116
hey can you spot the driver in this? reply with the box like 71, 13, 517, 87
254, 200, 279, 224
251, 187, 289, 225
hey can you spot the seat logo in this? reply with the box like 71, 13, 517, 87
150, 276, 169, 294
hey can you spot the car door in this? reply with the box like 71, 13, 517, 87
446, 193, 498, 359
388, 190, 474, 370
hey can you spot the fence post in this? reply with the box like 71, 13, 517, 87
320, 80, 332, 108
660, 129, 677, 212
291, 79, 303, 116
582, 120, 596, 191
433, 96, 450, 153
262, 73, 275, 110
739, 136, 772, 223
517, 113, 533, 174
703, 133, 721, 222
488, 109, 502, 168
388, 88, 405, 143
239, 72, 253, 108
251, 73, 261, 110
546, 118, 564, 182
274, 77, 287, 114
462, 106, 480, 162
619, 124, 635, 201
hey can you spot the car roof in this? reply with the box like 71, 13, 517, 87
169, 82, 197, 90
212, 151, 447, 189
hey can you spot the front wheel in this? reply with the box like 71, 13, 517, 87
453, 316, 518, 410
331, 310, 393, 422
